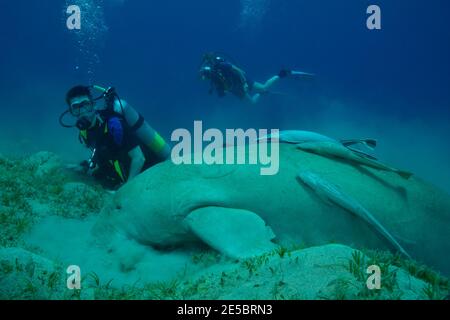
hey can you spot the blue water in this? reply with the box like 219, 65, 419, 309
0, 0, 449, 191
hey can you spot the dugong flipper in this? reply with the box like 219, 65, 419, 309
184, 207, 278, 259
297, 141, 413, 179
297, 171, 411, 258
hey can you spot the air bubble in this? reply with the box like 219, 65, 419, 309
65, 0, 108, 80
239, 0, 271, 31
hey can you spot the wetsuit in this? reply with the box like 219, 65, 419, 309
79, 108, 167, 189
210, 61, 254, 99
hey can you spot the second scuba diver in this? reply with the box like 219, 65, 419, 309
60, 85, 171, 190
199, 52, 314, 104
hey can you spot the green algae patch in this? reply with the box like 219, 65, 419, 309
0, 152, 108, 247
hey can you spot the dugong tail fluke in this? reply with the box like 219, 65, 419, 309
297, 171, 412, 259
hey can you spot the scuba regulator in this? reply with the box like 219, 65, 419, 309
59, 85, 124, 131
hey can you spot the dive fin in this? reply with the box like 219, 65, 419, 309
184, 207, 277, 259
291, 70, 315, 78
341, 139, 377, 150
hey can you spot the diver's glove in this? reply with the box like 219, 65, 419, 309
80, 160, 89, 170
79, 160, 91, 174
80, 160, 99, 175
80, 148, 100, 175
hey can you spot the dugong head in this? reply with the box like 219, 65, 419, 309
92, 161, 236, 250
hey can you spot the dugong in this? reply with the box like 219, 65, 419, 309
93, 143, 450, 275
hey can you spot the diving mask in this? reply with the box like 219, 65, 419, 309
200, 66, 212, 80
70, 99, 94, 117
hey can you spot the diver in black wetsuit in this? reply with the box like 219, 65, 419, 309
60, 85, 171, 190
199, 52, 314, 104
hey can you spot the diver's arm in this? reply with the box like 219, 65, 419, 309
232, 65, 246, 76
231, 65, 251, 96
115, 99, 171, 160
127, 146, 146, 181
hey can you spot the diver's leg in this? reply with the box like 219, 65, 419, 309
245, 92, 261, 105
253, 76, 281, 92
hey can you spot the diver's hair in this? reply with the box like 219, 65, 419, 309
65, 85, 92, 105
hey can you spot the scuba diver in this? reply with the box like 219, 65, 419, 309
60, 85, 171, 190
199, 52, 314, 104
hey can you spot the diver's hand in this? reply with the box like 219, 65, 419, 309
80, 160, 99, 176
79, 160, 90, 173
65, 163, 88, 174
87, 165, 100, 176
